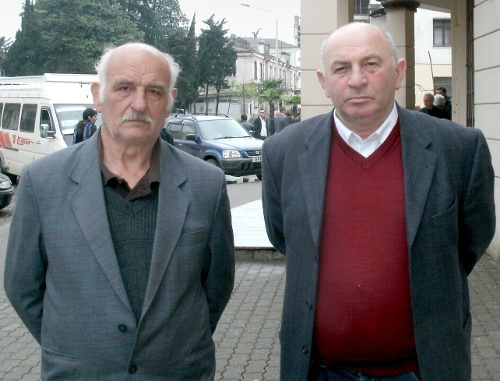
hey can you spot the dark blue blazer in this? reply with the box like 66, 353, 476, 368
262, 105, 495, 381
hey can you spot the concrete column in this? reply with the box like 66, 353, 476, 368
450, 0, 467, 125
300, 0, 353, 120
378, 1, 420, 109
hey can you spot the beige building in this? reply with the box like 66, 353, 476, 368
300, 0, 499, 258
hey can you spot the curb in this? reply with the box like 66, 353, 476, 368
235, 247, 283, 260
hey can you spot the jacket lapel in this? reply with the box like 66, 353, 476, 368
69, 132, 130, 310
298, 113, 333, 250
140, 144, 189, 319
398, 107, 437, 249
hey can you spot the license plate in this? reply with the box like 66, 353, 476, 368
252, 156, 262, 162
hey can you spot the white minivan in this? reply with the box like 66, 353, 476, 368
0, 73, 101, 182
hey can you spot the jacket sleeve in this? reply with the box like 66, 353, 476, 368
261, 138, 287, 254
4, 165, 46, 344
204, 173, 235, 332
459, 129, 496, 274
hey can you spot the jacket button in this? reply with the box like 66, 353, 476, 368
128, 364, 138, 373
302, 345, 309, 354
118, 324, 128, 333
306, 301, 313, 310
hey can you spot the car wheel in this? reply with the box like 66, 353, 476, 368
207, 158, 220, 168
257, 175, 262, 181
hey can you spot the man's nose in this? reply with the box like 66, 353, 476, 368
130, 90, 148, 111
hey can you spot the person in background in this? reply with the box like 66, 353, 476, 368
433, 94, 451, 120
262, 22, 495, 381
253, 108, 268, 140
72, 107, 98, 144
240, 114, 254, 135
436, 86, 452, 117
274, 106, 291, 133
5, 42, 235, 380
420, 93, 449, 119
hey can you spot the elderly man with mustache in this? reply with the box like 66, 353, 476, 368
4, 42, 235, 380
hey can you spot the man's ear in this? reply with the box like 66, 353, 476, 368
394, 58, 407, 91
316, 69, 329, 98
91, 82, 102, 112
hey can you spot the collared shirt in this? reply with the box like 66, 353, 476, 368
334, 103, 398, 158
261, 117, 268, 136
100, 138, 161, 201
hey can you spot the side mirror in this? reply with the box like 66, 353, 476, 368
185, 133, 197, 141
40, 124, 55, 139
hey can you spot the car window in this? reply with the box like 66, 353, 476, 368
167, 122, 182, 139
198, 119, 251, 140
181, 121, 196, 139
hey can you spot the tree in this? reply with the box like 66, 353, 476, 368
284, 94, 301, 117
257, 79, 285, 130
2, 0, 43, 76
37, 0, 144, 73
197, 15, 237, 114
116, 0, 187, 51
3, 0, 144, 75
165, 14, 198, 111
0, 37, 13, 76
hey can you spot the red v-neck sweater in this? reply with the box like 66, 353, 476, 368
314, 121, 418, 375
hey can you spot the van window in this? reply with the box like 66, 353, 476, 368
2, 103, 21, 130
40, 108, 54, 132
0, 103, 3, 124
20, 104, 37, 133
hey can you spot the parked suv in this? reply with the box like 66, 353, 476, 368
165, 114, 263, 178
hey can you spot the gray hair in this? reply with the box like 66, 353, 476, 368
95, 42, 181, 110
433, 93, 446, 107
319, 23, 398, 71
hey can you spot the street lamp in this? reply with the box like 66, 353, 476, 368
241, 3, 279, 79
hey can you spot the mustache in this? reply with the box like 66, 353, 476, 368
121, 112, 153, 124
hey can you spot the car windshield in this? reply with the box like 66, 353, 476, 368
54, 104, 102, 146
198, 119, 251, 140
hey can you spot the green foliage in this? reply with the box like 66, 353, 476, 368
257, 79, 286, 120
2, 0, 42, 76
198, 15, 237, 113
3, 0, 144, 75
166, 15, 198, 110
116, 0, 187, 50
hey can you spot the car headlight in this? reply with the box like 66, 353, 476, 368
0, 179, 12, 189
222, 150, 242, 159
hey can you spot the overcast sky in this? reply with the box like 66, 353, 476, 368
0, 0, 300, 45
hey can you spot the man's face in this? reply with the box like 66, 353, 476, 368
423, 95, 434, 109
316, 24, 406, 134
436, 89, 444, 97
92, 46, 176, 146
259, 110, 266, 119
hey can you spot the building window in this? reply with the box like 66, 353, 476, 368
254, 61, 257, 80
354, 0, 370, 15
433, 19, 450, 47
260, 63, 263, 80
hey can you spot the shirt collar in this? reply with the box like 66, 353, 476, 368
333, 103, 398, 157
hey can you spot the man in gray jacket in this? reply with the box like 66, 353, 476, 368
5, 42, 235, 380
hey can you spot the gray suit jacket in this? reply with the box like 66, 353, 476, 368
274, 114, 290, 134
262, 105, 495, 381
4, 132, 235, 380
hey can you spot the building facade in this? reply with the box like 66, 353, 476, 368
191, 36, 301, 122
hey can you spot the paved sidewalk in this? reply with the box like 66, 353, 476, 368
1, 199, 500, 380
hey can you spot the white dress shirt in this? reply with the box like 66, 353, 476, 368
334, 103, 398, 158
